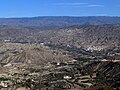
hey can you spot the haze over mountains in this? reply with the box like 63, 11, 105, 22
0, 16, 120, 27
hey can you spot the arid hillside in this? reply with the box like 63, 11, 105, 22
0, 43, 72, 66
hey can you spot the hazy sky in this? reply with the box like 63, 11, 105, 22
0, 0, 119, 17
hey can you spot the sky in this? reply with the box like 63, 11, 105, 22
0, 0, 120, 18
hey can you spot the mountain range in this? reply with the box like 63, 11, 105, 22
0, 16, 120, 49
0, 16, 120, 27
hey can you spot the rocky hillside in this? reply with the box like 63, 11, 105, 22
82, 61, 120, 89
0, 43, 72, 66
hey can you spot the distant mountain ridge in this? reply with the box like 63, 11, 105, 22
0, 16, 120, 27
